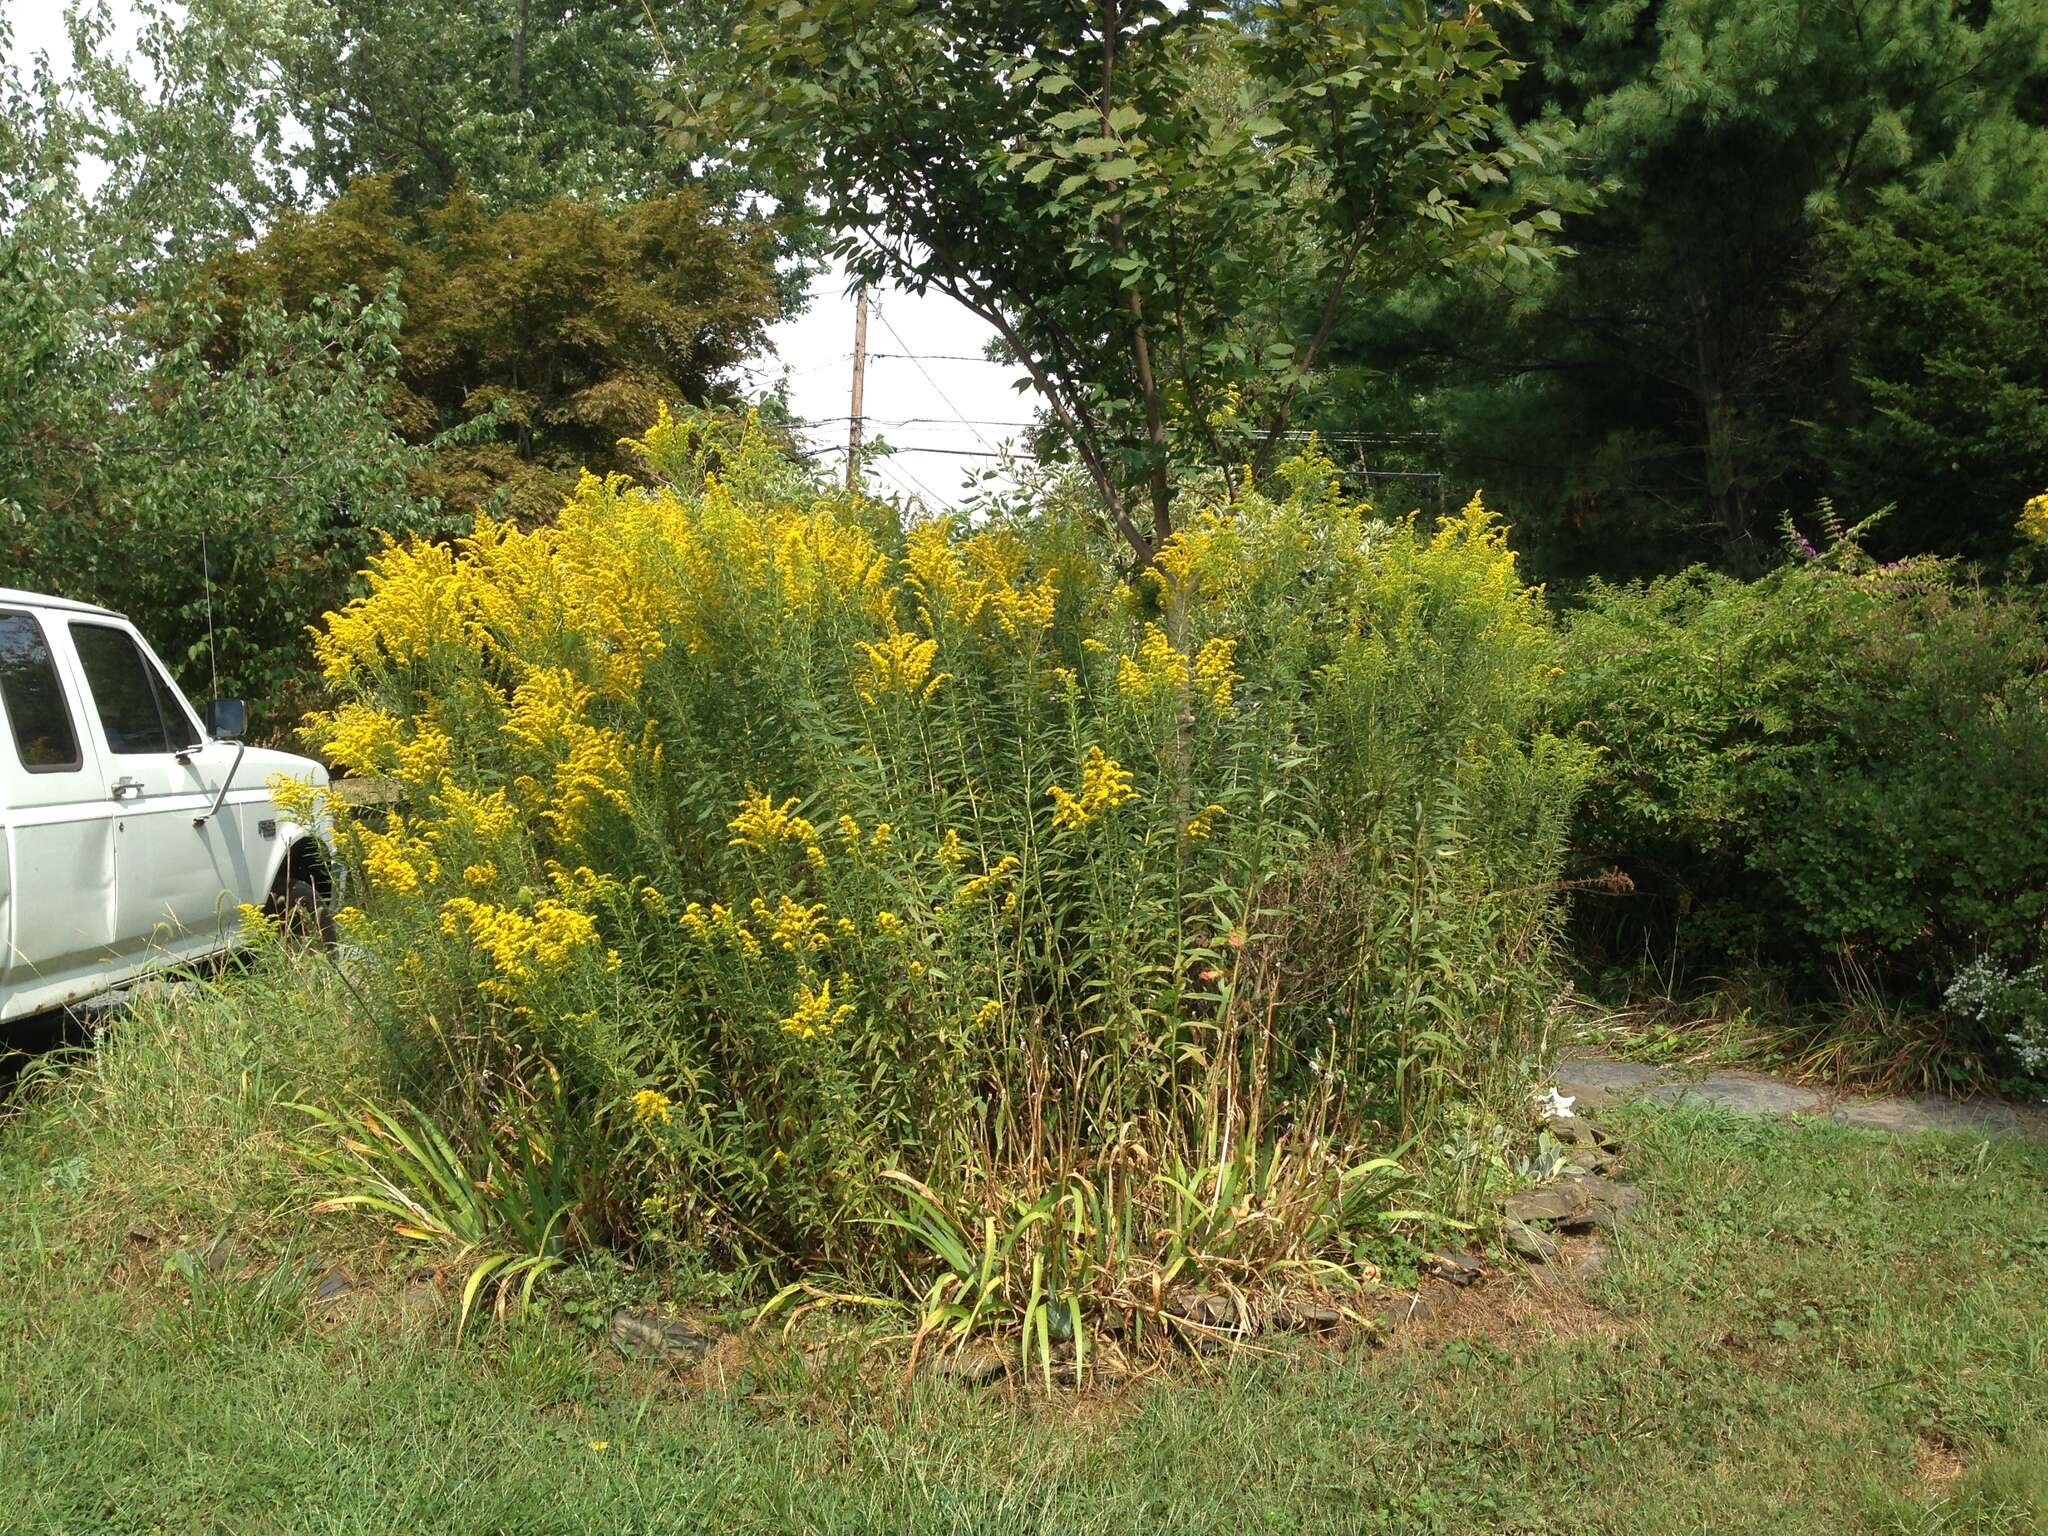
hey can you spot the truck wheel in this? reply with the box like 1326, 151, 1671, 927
275, 875, 337, 948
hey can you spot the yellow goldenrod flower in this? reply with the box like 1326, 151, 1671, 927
937, 828, 967, 866
2021, 491, 2048, 544
728, 789, 817, 851
875, 910, 904, 937
1048, 746, 1138, 830
1115, 623, 1191, 706
972, 999, 1001, 1027
632, 1089, 673, 1125
439, 896, 600, 999
779, 975, 855, 1039
1185, 803, 1228, 840
855, 627, 945, 703
957, 854, 1021, 904
462, 862, 496, 886
751, 893, 832, 953
870, 822, 893, 850
1193, 637, 1238, 710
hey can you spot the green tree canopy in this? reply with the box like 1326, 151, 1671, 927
207, 176, 784, 521
1314, 0, 2048, 580
683, 0, 1564, 565
1, 5, 441, 727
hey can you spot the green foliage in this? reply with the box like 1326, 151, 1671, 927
1817, 197, 2048, 564
1316, 0, 2048, 581
187, 0, 706, 210
0, 6, 443, 728
208, 175, 783, 522
1559, 527, 2048, 1064
305, 412, 1587, 1310
685, 0, 1563, 560
294, 1098, 574, 1342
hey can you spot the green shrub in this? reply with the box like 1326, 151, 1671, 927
297, 411, 1589, 1317
1559, 522, 2048, 1068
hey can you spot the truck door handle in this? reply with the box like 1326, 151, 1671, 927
111, 777, 144, 801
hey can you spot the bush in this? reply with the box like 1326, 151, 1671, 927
1559, 522, 2048, 1072
302, 410, 1588, 1308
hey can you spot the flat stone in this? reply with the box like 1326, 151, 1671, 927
1554, 1055, 1665, 1108
1647, 1074, 1823, 1116
1506, 1181, 1595, 1227
1273, 1301, 1347, 1334
311, 1268, 351, 1308
1829, 1095, 2025, 1137
1504, 1220, 1558, 1264
609, 1308, 714, 1362
921, 1343, 1008, 1386
1425, 1249, 1484, 1286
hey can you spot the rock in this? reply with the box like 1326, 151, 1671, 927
1272, 1300, 1347, 1334
609, 1307, 714, 1363
200, 1230, 238, 1277
1165, 1291, 1240, 1331
1505, 1174, 1643, 1233
1648, 1075, 1822, 1116
311, 1268, 351, 1309
921, 1343, 1009, 1386
1505, 1181, 1595, 1228
1545, 1115, 1605, 1148
1503, 1220, 1558, 1264
125, 1221, 158, 1248
1425, 1249, 1484, 1287
1829, 1095, 2026, 1137
1573, 1176, 1644, 1230
1553, 1055, 1664, 1110
400, 1272, 445, 1318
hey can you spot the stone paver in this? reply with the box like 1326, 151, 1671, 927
1647, 1075, 1825, 1116
1829, 1095, 2027, 1136
1554, 1049, 2045, 1141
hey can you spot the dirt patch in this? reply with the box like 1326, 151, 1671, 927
1914, 1434, 1966, 1499
1392, 1271, 1631, 1354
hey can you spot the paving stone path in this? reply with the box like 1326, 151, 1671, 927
1555, 1051, 2048, 1140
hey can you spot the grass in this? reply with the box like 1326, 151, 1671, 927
2, 965, 2045, 1534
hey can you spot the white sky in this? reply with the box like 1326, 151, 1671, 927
5, 2, 1033, 509
750, 263, 1033, 508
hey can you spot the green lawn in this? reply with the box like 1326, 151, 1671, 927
2, 971, 2044, 1534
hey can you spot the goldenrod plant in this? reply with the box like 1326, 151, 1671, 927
300, 408, 1589, 1338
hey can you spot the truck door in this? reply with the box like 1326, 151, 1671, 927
0, 608, 121, 1014
63, 619, 235, 964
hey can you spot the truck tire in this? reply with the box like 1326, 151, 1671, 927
274, 874, 336, 948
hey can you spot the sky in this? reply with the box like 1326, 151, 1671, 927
4, 1, 1035, 509
746, 264, 1036, 509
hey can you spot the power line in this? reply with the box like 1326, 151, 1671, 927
872, 304, 1002, 457
867, 351, 1010, 364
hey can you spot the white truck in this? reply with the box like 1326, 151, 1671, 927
0, 586, 337, 1024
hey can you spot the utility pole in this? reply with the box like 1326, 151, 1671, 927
846, 285, 869, 491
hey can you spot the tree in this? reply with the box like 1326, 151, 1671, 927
1, 5, 442, 727
1314, 0, 2048, 581
207, 176, 784, 521
682, 0, 1563, 566
188, 0, 709, 209
1817, 197, 2048, 564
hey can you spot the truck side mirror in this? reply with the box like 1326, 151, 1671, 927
205, 698, 247, 741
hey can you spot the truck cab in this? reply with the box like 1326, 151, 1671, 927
0, 587, 336, 1024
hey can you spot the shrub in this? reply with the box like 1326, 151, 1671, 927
1559, 520, 2048, 1071
302, 410, 1589, 1310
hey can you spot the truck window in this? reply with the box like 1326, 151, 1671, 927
0, 610, 83, 772
70, 622, 196, 755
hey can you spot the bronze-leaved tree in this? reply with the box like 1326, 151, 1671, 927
677, 0, 1565, 564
